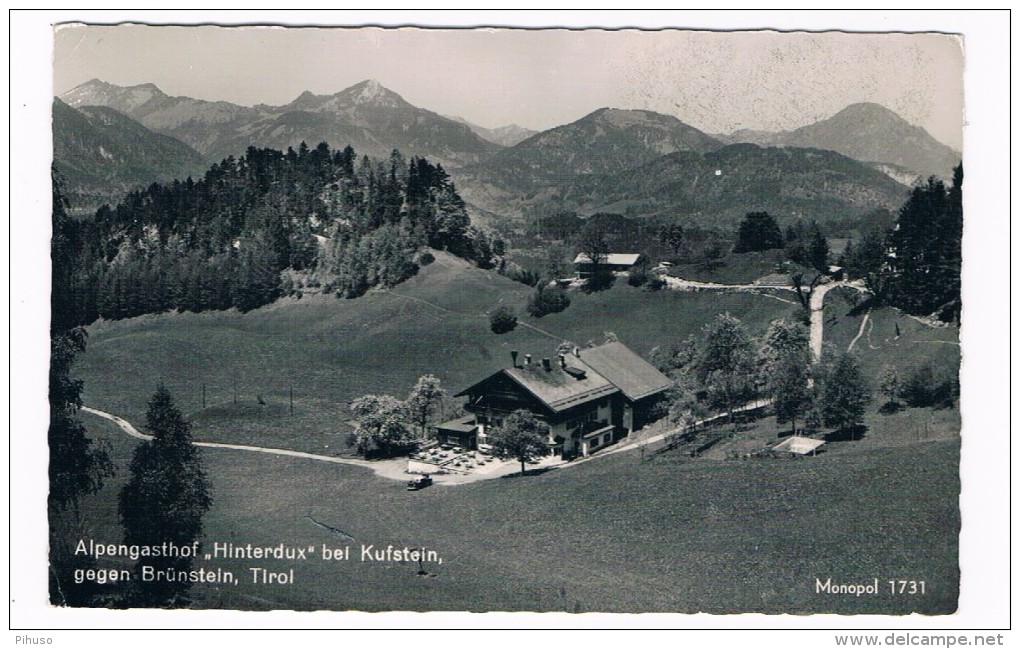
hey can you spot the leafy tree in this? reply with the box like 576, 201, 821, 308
899, 362, 958, 409
665, 371, 707, 436
879, 365, 902, 409
526, 284, 571, 317
651, 335, 698, 378
791, 271, 824, 312
820, 352, 872, 437
626, 257, 653, 287
118, 385, 212, 606
577, 219, 612, 291
349, 395, 414, 457
757, 319, 811, 434
733, 211, 783, 253
488, 410, 550, 475
489, 306, 518, 334
699, 314, 756, 431
658, 223, 685, 256
406, 375, 446, 438
544, 242, 570, 279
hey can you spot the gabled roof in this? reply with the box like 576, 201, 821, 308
456, 357, 618, 414
577, 341, 672, 402
573, 253, 643, 266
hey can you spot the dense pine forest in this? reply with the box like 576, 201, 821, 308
57, 142, 500, 326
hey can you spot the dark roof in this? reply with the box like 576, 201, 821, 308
456, 357, 617, 414
577, 342, 672, 401
455, 342, 670, 413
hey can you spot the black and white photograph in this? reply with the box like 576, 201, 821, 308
10, 9, 1011, 640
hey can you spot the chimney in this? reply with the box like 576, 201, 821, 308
558, 353, 566, 368
542, 358, 551, 371
511, 350, 519, 368
524, 354, 532, 366
573, 346, 580, 357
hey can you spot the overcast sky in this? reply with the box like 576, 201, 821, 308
54, 23, 964, 150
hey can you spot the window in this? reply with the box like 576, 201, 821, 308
603, 433, 611, 444
589, 437, 599, 447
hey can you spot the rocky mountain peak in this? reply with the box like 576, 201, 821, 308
339, 79, 404, 107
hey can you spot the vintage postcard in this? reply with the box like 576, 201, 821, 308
12, 10, 1011, 635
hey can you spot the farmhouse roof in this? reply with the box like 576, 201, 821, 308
503, 357, 618, 412
573, 253, 643, 266
456, 356, 618, 414
578, 341, 673, 401
456, 341, 670, 412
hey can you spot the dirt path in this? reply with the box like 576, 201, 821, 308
663, 274, 867, 362
82, 406, 549, 486
847, 310, 871, 352
661, 276, 796, 293
808, 282, 837, 361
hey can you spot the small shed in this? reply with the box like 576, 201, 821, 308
773, 436, 826, 456
573, 253, 644, 278
434, 415, 479, 449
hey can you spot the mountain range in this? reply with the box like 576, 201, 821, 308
57, 79, 961, 229
713, 103, 960, 183
52, 98, 207, 211
565, 143, 912, 228
445, 116, 537, 147
61, 79, 499, 169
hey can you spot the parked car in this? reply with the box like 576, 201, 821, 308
406, 474, 433, 491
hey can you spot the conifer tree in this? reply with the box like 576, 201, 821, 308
118, 385, 212, 606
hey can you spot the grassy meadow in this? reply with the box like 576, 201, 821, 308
72, 250, 961, 613
78, 251, 794, 455
80, 407, 959, 614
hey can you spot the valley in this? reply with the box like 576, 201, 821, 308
72, 249, 960, 614
49, 66, 964, 616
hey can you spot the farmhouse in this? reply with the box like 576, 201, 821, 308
573, 252, 644, 278
435, 342, 671, 458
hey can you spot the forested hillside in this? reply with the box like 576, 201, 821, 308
58, 142, 498, 325
52, 98, 206, 211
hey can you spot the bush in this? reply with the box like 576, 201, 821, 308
489, 306, 518, 334
647, 277, 667, 291
627, 261, 652, 287
900, 362, 958, 408
526, 285, 571, 317
418, 251, 435, 266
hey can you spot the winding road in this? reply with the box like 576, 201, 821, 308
662, 274, 868, 362
82, 405, 378, 470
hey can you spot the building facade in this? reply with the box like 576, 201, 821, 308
436, 342, 671, 458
